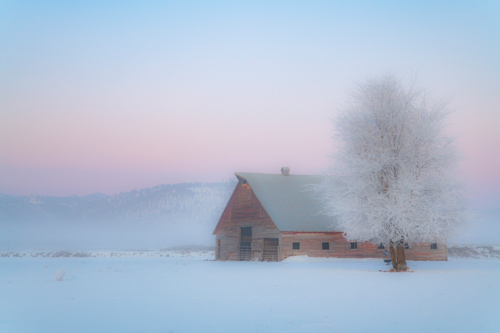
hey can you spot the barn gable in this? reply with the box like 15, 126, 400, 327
213, 176, 281, 261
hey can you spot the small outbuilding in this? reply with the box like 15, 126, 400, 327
213, 168, 447, 261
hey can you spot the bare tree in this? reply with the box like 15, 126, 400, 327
319, 74, 466, 271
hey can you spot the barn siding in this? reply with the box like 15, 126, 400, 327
281, 232, 384, 260
405, 242, 447, 261
214, 182, 280, 261
281, 232, 447, 261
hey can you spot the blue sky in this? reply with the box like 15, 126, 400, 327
1, 1, 499, 208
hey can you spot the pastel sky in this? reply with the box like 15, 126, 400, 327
1, 1, 499, 208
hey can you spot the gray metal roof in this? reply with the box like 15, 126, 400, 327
235, 172, 339, 232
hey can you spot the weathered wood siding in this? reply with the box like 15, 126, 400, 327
281, 232, 383, 259
404, 242, 447, 261
214, 182, 279, 261
281, 232, 447, 261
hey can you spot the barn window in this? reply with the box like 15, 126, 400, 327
377, 243, 385, 249
350, 242, 357, 250
292, 242, 301, 250
430, 243, 438, 250
404, 242, 410, 249
322, 242, 329, 250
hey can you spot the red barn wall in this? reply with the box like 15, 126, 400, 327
281, 232, 447, 261
405, 242, 447, 261
214, 182, 279, 261
281, 232, 384, 259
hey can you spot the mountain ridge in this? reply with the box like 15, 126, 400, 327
0, 180, 237, 224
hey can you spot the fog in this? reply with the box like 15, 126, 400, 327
448, 208, 500, 246
1, 179, 498, 252
1, 220, 217, 252
0, 181, 235, 251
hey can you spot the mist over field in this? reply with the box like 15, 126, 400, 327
1, 178, 499, 252
0, 180, 236, 251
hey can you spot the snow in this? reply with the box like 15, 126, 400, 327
1, 252, 499, 332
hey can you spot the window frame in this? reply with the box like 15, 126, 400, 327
322, 242, 330, 250
350, 242, 358, 250
292, 242, 301, 250
430, 243, 438, 250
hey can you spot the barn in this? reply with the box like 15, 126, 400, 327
213, 167, 447, 261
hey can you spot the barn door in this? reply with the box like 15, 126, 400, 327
239, 227, 252, 261
216, 239, 221, 260
263, 238, 279, 261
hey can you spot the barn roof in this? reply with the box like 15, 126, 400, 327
235, 172, 339, 232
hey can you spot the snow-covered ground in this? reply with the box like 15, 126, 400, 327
1, 251, 499, 333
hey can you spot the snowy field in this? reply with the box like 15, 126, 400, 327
1, 251, 499, 333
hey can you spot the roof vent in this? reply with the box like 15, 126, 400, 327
281, 167, 290, 176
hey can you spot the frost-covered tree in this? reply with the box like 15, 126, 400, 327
319, 74, 466, 271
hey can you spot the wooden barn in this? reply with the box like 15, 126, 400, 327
213, 167, 447, 262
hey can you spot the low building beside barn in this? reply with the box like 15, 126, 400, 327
213, 168, 447, 262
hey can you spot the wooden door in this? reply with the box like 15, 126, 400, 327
263, 238, 279, 261
239, 227, 252, 261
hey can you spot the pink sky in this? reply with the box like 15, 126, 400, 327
1, 1, 499, 209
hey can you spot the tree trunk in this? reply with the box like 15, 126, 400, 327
389, 240, 397, 269
395, 241, 407, 271
389, 240, 408, 271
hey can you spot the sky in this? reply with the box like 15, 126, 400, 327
1, 1, 499, 209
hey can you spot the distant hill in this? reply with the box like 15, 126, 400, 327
0, 181, 236, 224
0, 180, 237, 250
